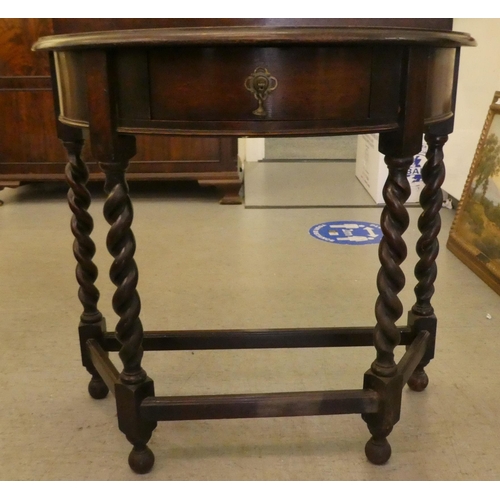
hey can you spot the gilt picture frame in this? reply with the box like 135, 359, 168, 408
447, 91, 500, 295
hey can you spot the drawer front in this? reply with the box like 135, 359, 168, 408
147, 46, 373, 122
55, 45, 404, 135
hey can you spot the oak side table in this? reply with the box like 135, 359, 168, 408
34, 26, 475, 474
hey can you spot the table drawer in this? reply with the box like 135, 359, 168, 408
147, 46, 374, 122
56, 45, 405, 135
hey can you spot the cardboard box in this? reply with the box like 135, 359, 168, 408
355, 134, 427, 204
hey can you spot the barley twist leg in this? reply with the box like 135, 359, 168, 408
364, 155, 412, 465
407, 134, 447, 391
64, 139, 108, 399
101, 165, 147, 386
371, 156, 412, 378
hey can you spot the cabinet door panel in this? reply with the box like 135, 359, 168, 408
0, 90, 66, 164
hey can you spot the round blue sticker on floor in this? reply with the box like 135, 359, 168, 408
309, 221, 382, 245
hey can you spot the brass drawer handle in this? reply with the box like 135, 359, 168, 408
244, 67, 278, 117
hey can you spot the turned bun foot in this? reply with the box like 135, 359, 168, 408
129, 445, 155, 474
407, 368, 429, 392
365, 437, 392, 465
88, 377, 109, 399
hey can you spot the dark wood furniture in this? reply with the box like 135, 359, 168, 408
0, 19, 240, 205
34, 25, 475, 474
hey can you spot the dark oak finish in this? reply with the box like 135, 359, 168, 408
0, 19, 240, 204
148, 46, 373, 122
33, 23, 475, 474
38, 26, 473, 49
87, 339, 120, 396
52, 18, 454, 32
101, 326, 415, 351
140, 390, 381, 421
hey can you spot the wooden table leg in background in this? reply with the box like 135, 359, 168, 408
407, 133, 448, 391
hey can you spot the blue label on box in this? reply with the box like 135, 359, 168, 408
409, 154, 424, 184
309, 221, 382, 245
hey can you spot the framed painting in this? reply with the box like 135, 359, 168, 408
447, 91, 500, 295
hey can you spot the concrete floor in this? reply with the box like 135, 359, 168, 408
1, 178, 499, 481
244, 161, 375, 208
264, 136, 357, 160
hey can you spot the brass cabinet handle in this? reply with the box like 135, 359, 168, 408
244, 67, 278, 117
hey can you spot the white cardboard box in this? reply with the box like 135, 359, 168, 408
355, 134, 427, 204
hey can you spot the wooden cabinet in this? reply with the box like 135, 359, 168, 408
0, 19, 241, 204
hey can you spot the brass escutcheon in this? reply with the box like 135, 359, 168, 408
244, 67, 278, 117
